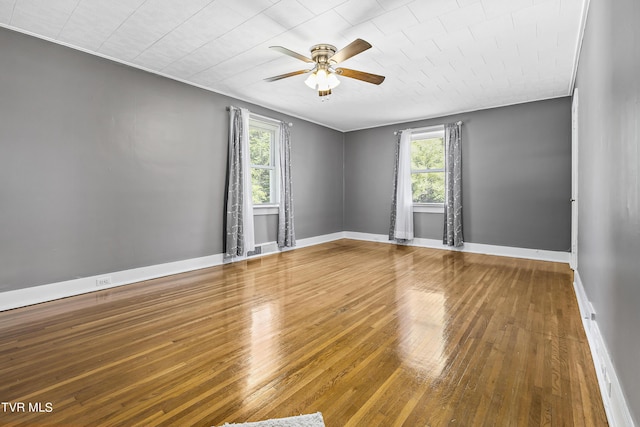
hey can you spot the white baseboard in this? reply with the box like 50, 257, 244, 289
228, 232, 346, 261
343, 232, 571, 263
573, 271, 636, 427
0, 231, 570, 312
2, 231, 631, 425
0, 232, 346, 312
0, 253, 225, 312
295, 232, 345, 248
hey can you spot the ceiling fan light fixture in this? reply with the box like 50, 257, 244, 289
304, 72, 317, 89
305, 68, 340, 94
316, 68, 329, 90
266, 39, 384, 97
327, 72, 340, 89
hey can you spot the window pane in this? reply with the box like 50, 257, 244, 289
251, 168, 272, 204
250, 128, 272, 166
411, 137, 444, 170
412, 172, 445, 203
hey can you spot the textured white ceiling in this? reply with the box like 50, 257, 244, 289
0, 0, 585, 131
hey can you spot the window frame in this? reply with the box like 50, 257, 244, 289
409, 125, 445, 213
248, 115, 280, 212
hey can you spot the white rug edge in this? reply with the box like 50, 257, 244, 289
217, 412, 325, 427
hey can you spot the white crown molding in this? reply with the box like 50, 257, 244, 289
570, 0, 592, 92
0, 23, 344, 133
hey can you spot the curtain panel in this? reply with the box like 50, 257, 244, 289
443, 121, 463, 247
225, 107, 255, 257
389, 130, 414, 241
277, 122, 295, 248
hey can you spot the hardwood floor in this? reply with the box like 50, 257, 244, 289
0, 240, 607, 426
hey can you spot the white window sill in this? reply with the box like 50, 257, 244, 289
414, 204, 444, 214
253, 205, 279, 215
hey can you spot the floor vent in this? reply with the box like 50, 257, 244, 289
247, 246, 262, 256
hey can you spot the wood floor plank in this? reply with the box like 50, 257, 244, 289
0, 240, 607, 426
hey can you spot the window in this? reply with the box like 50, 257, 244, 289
410, 126, 445, 206
249, 117, 279, 206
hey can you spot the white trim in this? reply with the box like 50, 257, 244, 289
573, 272, 636, 427
244, 232, 344, 256
0, 24, 339, 133
249, 116, 280, 205
224, 232, 344, 262
409, 125, 445, 139
345, 95, 570, 133
569, 0, 592, 92
571, 88, 579, 270
414, 204, 444, 214
394, 124, 444, 138
250, 112, 286, 127
344, 232, 394, 244
253, 205, 279, 215
294, 232, 345, 249
0, 254, 224, 312
3, 232, 629, 426
0, 232, 345, 312
343, 232, 571, 263
0, 231, 571, 312
0, 24, 575, 134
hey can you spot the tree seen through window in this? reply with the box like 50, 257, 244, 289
410, 136, 445, 203
249, 121, 277, 204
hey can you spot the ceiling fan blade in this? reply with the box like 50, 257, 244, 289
269, 46, 314, 63
335, 68, 385, 85
329, 39, 372, 64
264, 69, 311, 82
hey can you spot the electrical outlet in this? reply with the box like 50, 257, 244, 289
96, 276, 112, 287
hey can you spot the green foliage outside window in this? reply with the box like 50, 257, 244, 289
251, 168, 271, 204
411, 137, 445, 203
249, 126, 275, 204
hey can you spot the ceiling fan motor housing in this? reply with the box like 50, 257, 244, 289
310, 44, 337, 65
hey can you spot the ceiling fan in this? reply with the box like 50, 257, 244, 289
265, 39, 385, 98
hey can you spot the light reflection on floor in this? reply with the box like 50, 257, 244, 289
248, 302, 280, 389
397, 288, 446, 378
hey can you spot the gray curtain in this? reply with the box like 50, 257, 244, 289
225, 107, 255, 257
277, 122, 295, 248
443, 121, 463, 247
389, 132, 401, 240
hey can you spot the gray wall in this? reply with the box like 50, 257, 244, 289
0, 25, 577, 299
0, 27, 344, 292
576, 0, 640, 422
344, 98, 572, 251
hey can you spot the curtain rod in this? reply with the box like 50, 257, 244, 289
226, 106, 293, 127
393, 121, 462, 135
